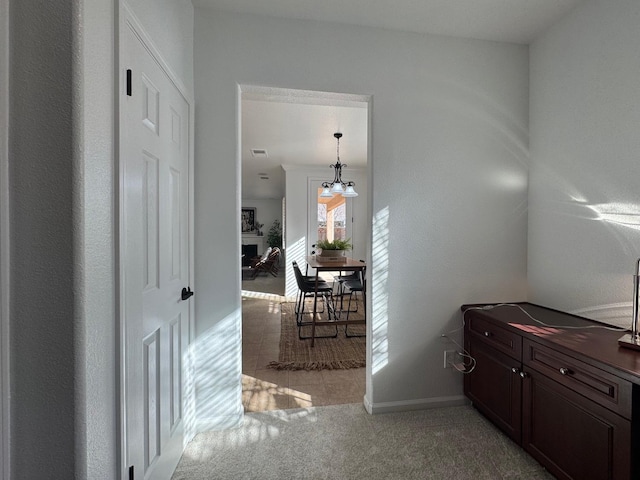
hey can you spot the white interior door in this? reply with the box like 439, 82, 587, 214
121, 19, 191, 480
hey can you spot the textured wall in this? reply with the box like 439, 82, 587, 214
194, 9, 529, 415
10, 0, 79, 477
241, 198, 282, 243
529, 0, 640, 326
82, 0, 117, 477
0, 0, 9, 475
126, 0, 194, 90
8, 0, 194, 477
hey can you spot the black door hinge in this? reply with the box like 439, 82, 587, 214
129, 465, 134, 480
126, 69, 132, 96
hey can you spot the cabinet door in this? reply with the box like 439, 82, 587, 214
522, 368, 631, 480
464, 337, 522, 443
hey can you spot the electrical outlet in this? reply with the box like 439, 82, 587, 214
444, 350, 456, 368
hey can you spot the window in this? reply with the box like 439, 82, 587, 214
317, 189, 346, 243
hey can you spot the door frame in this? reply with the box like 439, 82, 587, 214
307, 176, 355, 256
0, 0, 10, 477
117, 3, 196, 478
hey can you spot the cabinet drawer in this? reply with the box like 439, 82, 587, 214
467, 313, 522, 361
523, 339, 632, 419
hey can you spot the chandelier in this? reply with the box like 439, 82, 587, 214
320, 132, 358, 198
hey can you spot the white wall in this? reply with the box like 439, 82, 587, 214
0, 0, 10, 480
125, 0, 194, 90
241, 198, 281, 239
194, 9, 529, 415
0, 0, 9, 477
82, 1, 118, 477
7, 0, 193, 477
529, 0, 640, 326
9, 2, 80, 476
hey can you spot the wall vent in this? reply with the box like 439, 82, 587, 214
250, 148, 268, 157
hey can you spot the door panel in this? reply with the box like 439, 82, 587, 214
143, 330, 161, 470
522, 368, 631, 480
122, 20, 190, 480
464, 337, 522, 443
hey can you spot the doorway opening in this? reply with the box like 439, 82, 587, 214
317, 188, 348, 244
239, 86, 370, 413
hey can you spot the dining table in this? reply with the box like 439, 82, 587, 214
305, 255, 366, 346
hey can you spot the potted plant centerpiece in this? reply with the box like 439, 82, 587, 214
315, 238, 352, 262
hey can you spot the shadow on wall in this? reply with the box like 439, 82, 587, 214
371, 206, 390, 376
284, 236, 307, 298
185, 309, 243, 441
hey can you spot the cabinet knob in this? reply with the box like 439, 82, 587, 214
484, 331, 491, 337
519, 371, 529, 379
511, 367, 520, 374
559, 367, 570, 375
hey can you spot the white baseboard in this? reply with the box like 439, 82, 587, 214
364, 395, 469, 415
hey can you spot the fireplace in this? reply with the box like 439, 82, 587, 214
242, 244, 258, 266
242, 235, 265, 266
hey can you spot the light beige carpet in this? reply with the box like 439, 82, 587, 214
267, 301, 366, 370
171, 404, 554, 480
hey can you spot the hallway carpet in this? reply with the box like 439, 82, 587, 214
171, 404, 553, 480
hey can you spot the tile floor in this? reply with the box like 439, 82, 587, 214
241, 268, 366, 413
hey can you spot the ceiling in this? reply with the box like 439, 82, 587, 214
193, 0, 585, 45
203, 0, 586, 199
241, 89, 368, 200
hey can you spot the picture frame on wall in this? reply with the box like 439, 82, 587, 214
241, 207, 256, 233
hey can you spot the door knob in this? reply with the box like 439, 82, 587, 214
181, 287, 194, 301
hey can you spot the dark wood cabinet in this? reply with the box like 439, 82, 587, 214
523, 367, 630, 480
463, 303, 639, 480
465, 327, 522, 443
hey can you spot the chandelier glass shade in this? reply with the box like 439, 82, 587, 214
321, 132, 358, 198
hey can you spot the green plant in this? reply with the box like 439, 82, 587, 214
316, 238, 352, 250
266, 220, 282, 248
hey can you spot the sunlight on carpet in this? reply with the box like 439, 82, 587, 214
242, 374, 316, 412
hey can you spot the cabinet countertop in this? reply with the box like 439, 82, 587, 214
462, 302, 640, 385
